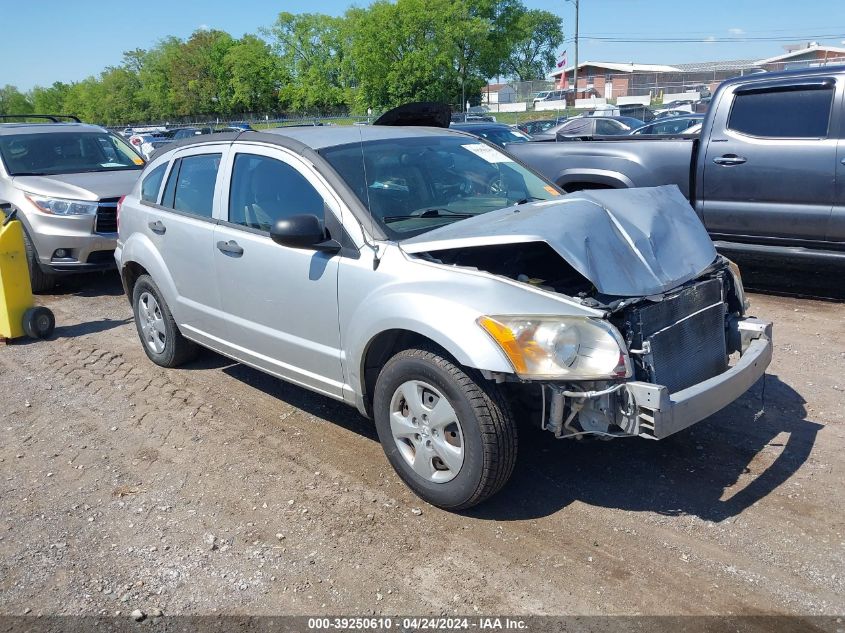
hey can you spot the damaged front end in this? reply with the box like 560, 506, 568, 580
401, 186, 773, 440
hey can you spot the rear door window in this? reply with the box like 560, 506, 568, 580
728, 86, 834, 138
160, 154, 221, 218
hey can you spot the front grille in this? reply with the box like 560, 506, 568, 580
618, 278, 728, 393
94, 197, 120, 234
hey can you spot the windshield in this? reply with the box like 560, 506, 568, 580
320, 135, 562, 240
0, 131, 144, 176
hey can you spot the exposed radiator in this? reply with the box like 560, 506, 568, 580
622, 278, 728, 393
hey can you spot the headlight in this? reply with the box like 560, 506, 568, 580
26, 193, 98, 216
477, 315, 631, 380
726, 258, 749, 313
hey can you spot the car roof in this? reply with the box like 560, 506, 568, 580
152, 125, 466, 158
0, 122, 107, 136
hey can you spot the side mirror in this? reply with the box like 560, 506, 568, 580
270, 214, 341, 253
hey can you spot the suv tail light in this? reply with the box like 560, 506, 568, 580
116, 195, 125, 232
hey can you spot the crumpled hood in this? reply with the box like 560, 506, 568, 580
12, 170, 141, 201
400, 185, 717, 297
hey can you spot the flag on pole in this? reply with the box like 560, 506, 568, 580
556, 50, 567, 68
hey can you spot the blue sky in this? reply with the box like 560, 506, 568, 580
4, 0, 845, 90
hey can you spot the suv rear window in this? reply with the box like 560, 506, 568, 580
728, 86, 834, 138
160, 154, 221, 218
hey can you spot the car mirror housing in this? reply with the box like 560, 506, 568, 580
270, 214, 340, 253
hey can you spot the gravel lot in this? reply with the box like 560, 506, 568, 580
1, 255, 843, 617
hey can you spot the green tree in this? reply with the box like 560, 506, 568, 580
502, 9, 563, 81
0, 85, 33, 115
224, 35, 281, 114
265, 12, 349, 113
167, 30, 234, 116
347, 0, 495, 111
30, 82, 70, 114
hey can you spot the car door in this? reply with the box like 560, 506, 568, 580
143, 144, 227, 343
700, 77, 838, 244
831, 87, 845, 243
211, 143, 344, 398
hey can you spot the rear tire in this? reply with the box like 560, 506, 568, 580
373, 347, 517, 510
132, 274, 198, 368
23, 232, 56, 293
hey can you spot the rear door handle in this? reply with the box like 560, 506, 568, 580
148, 220, 166, 234
216, 240, 244, 256
713, 154, 747, 166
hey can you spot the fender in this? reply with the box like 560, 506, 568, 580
556, 167, 633, 191
344, 292, 514, 414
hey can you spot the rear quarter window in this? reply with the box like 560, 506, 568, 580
728, 86, 834, 138
140, 163, 167, 203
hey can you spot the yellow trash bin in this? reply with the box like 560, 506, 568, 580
0, 209, 55, 340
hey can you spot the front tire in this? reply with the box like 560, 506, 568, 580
373, 347, 517, 510
23, 232, 56, 293
132, 274, 198, 367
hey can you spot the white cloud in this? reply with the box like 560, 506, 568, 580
728, 28, 745, 36
198, 24, 210, 31
703, 36, 717, 44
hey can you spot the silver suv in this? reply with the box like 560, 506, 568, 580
0, 118, 144, 291
116, 126, 773, 509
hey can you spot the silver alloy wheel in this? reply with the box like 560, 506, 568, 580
389, 380, 465, 483
138, 291, 166, 354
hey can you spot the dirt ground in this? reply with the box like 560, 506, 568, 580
0, 254, 843, 617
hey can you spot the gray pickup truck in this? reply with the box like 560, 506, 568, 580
509, 66, 845, 261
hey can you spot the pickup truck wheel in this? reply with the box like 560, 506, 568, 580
373, 348, 517, 510
132, 275, 198, 368
22, 232, 56, 293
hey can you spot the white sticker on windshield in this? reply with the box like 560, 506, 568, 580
461, 143, 513, 164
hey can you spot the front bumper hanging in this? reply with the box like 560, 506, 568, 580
545, 317, 773, 440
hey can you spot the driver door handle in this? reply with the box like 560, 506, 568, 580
713, 154, 747, 166
148, 220, 166, 234
216, 240, 244, 256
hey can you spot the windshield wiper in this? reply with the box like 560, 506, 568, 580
383, 209, 475, 223
11, 172, 47, 176
515, 196, 544, 205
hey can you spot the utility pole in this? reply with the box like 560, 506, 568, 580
565, 0, 580, 101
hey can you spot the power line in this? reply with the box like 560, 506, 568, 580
561, 34, 845, 44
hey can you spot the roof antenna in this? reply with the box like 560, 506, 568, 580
358, 126, 381, 270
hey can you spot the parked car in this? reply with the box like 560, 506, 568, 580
449, 122, 531, 147
451, 113, 497, 123
116, 120, 772, 509
533, 89, 571, 104
0, 119, 144, 291
129, 133, 167, 160
516, 119, 563, 136
653, 107, 694, 119
508, 66, 845, 261
630, 115, 704, 135
531, 116, 643, 141
618, 104, 656, 122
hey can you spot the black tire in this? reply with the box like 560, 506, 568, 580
22, 232, 56, 293
22, 306, 55, 339
373, 347, 517, 510
131, 274, 198, 367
